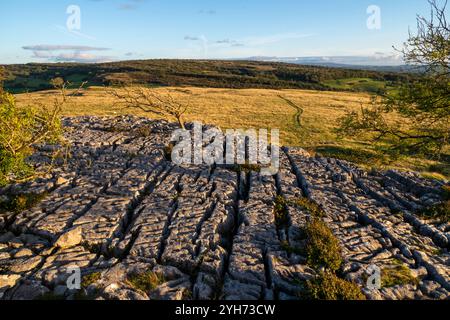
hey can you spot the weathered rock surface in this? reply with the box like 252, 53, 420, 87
0, 116, 448, 300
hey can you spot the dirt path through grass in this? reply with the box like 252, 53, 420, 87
278, 95, 304, 128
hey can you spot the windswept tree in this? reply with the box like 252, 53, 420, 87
50, 77, 88, 103
338, 0, 449, 157
109, 85, 190, 129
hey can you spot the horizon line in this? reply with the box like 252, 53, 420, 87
0, 56, 407, 67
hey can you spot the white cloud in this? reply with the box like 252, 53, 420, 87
22, 44, 114, 63
22, 45, 109, 51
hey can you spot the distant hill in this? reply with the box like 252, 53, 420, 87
244, 56, 418, 72
1, 59, 414, 94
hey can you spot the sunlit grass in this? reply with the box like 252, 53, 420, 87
15, 86, 449, 179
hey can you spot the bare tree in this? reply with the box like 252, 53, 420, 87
51, 77, 87, 103
108, 85, 190, 129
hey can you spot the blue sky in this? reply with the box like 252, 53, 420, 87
0, 0, 438, 64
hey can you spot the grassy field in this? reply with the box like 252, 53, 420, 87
322, 78, 397, 93
14, 86, 449, 179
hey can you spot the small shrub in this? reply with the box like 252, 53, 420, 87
0, 149, 34, 186
69, 272, 103, 300
127, 270, 165, 294
273, 196, 290, 227
81, 272, 102, 288
418, 200, 449, 223
0, 90, 62, 186
305, 218, 343, 272
288, 197, 325, 218
0, 192, 47, 213
306, 272, 366, 300
381, 260, 419, 288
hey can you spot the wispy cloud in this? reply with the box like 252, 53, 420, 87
215, 39, 244, 47
184, 35, 201, 41
180, 32, 315, 59
53, 52, 113, 63
22, 45, 109, 51
22, 45, 113, 63
89, 0, 145, 11
198, 9, 216, 15
118, 0, 145, 11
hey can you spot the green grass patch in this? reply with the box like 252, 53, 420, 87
127, 270, 165, 294
427, 162, 450, 180
305, 218, 343, 272
417, 200, 449, 224
273, 196, 290, 228
68, 272, 103, 300
81, 272, 102, 288
288, 197, 325, 218
306, 272, 366, 300
314, 145, 387, 167
421, 172, 448, 181
6, 77, 52, 94
381, 259, 419, 288
0, 192, 47, 214
322, 77, 394, 94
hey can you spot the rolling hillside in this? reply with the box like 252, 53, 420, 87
1, 59, 412, 94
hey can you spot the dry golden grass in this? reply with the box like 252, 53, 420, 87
15, 86, 371, 146
15, 86, 449, 178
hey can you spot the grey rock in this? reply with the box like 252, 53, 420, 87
10, 281, 50, 300
54, 227, 83, 249
102, 283, 148, 300
9, 256, 43, 273
149, 277, 191, 300
1, 116, 448, 301
0, 274, 21, 290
